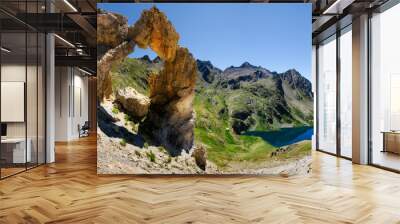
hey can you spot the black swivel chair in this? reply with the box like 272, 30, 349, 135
79, 121, 90, 138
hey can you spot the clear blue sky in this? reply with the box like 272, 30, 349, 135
98, 3, 312, 80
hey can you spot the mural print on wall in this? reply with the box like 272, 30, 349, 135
97, 3, 313, 175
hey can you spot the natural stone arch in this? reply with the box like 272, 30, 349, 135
97, 7, 197, 155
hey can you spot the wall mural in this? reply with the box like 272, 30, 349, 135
97, 3, 313, 175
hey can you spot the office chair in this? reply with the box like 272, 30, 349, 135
79, 121, 90, 138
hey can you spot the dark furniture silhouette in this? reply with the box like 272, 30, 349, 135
79, 121, 90, 138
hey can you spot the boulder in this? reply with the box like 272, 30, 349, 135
192, 145, 207, 171
116, 87, 150, 119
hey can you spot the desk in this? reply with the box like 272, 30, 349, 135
1, 138, 31, 163
382, 131, 400, 155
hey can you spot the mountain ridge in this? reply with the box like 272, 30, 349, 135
195, 59, 312, 99
136, 55, 312, 100
195, 59, 310, 81
125, 56, 313, 134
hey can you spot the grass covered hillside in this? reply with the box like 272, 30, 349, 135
111, 56, 162, 95
110, 56, 312, 170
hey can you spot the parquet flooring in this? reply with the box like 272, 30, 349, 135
1, 135, 400, 223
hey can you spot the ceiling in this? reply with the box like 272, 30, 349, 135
0, 0, 97, 75
311, 0, 391, 43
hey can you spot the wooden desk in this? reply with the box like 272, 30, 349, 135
1, 138, 31, 163
382, 131, 400, 154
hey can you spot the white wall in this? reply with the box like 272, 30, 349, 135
1, 65, 42, 138
1, 82, 25, 122
1, 64, 26, 138
1, 63, 46, 164
54, 67, 89, 141
71, 73, 89, 138
55, 66, 69, 141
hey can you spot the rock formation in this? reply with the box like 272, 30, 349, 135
97, 7, 197, 156
131, 7, 197, 156
97, 10, 135, 100
196, 59, 222, 84
97, 40, 135, 100
192, 145, 207, 171
97, 12, 129, 48
116, 87, 150, 119
140, 47, 197, 156
128, 7, 179, 61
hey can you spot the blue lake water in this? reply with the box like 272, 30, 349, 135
244, 127, 313, 147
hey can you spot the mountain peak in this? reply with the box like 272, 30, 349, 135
196, 59, 222, 84
139, 55, 152, 63
153, 56, 162, 63
279, 69, 312, 97
285, 68, 300, 74
240, 61, 255, 68
282, 69, 301, 78
196, 59, 214, 68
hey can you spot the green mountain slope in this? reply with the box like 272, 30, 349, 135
197, 60, 313, 133
110, 57, 312, 169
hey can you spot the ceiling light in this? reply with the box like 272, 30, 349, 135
76, 48, 85, 55
54, 34, 75, 48
323, 0, 355, 15
323, 0, 341, 14
1, 47, 11, 53
63, 0, 78, 12
78, 68, 92, 76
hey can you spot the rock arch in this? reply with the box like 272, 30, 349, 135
97, 7, 197, 155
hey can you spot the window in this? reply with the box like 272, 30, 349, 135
370, 3, 400, 171
0, 1, 46, 179
316, 25, 353, 159
339, 26, 352, 158
317, 35, 337, 154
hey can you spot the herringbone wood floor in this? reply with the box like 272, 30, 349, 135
1, 135, 400, 224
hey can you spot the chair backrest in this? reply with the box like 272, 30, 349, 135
82, 121, 90, 129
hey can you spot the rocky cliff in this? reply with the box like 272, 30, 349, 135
196, 59, 222, 84
195, 60, 313, 133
